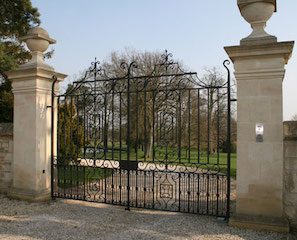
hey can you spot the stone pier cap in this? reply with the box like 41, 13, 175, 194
224, 41, 294, 64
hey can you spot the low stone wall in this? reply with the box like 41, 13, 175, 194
283, 121, 297, 231
0, 123, 13, 194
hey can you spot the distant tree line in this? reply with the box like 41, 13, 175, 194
59, 50, 237, 162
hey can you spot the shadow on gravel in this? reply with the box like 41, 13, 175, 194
0, 196, 291, 240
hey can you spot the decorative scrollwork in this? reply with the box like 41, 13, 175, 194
52, 52, 231, 218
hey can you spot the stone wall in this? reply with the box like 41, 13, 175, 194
0, 123, 13, 194
283, 121, 297, 231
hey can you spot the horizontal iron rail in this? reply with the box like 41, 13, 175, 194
58, 86, 228, 97
73, 71, 197, 84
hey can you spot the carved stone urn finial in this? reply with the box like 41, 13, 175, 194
19, 27, 56, 70
237, 0, 277, 45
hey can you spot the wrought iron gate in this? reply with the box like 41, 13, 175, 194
51, 51, 231, 218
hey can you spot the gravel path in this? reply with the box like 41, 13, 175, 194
0, 194, 293, 240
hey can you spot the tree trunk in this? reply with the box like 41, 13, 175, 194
145, 126, 154, 158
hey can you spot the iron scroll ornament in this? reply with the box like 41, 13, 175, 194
50, 51, 232, 219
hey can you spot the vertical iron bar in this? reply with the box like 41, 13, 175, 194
176, 101, 178, 144
111, 169, 114, 204
119, 92, 122, 161
83, 166, 86, 200
217, 89, 220, 165
207, 89, 210, 164
183, 173, 186, 212
63, 96, 67, 197
152, 92, 156, 208
171, 115, 174, 141
126, 64, 133, 211
70, 96, 73, 197
112, 83, 115, 160
83, 93, 86, 158
165, 92, 168, 164
76, 96, 79, 199
104, 167, 107, 203
136, 170, 138, 207
87, 114, 89, 144
207, 174, 209, 215
63, 96, 67, 163
197, 174, 200, 214
57, 96, 61, 197
156, 113, 158, 143
224, 60, 231, 219
93, 95, 96, 162
144, 171, 146, 207
178, 90, 182, 163
101, 113, 104, 142
216, 174, 219, 217
188, 173, 190, 212
63, 165, 66, 197
144, 82, 147, 162
136, 83, 139, 162
152, 171, 155, 209
152, 92, 156, 162
197, 89, 200, 163
119, 92, 122, 204
98, 113, 101, 141
178, 172, 181, 211
119, 169, 122, 204
104, 93, 107, 160
188, 89, 191, 163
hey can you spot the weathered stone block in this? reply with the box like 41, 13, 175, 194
284, 157, 297, 170
284, 171, 297, 193
8, 140, 13, 153
284, 193, 297, 206
284, 205, 297, 222
284, 142, 297, 158
284, 121, 297, 140
1, 142, 9, 149
0, 123, 13, 194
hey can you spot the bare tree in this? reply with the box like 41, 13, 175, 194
65, 50, 237, 161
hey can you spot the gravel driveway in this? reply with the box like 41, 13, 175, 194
0, 195, 293, 240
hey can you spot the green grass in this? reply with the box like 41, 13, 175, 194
57, 166, 112, 189
57, 143, 237, 190
80, 143, 237, 178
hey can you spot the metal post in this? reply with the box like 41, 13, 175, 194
123, 62, 137, 211
223, 60, 231, 220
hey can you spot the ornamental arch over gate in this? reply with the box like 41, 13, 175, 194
50, 50, 232, 218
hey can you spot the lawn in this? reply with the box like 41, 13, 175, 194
78, 142, 237, 178
56, 144, 236, 190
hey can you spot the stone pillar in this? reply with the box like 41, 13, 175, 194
5, 27, 67, 201
225, 1, 294, 232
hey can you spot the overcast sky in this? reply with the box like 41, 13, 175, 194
31, 0, 297, 120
